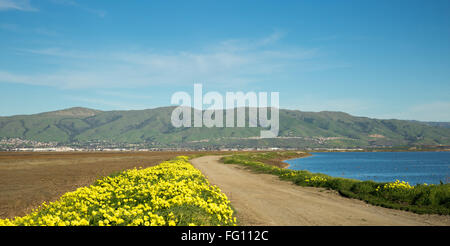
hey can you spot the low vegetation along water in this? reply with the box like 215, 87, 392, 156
285, 151, 450, 185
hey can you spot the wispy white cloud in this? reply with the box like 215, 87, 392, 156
215, 31, 286, 52
16, 47, 90, 58
33, 27, 59, 36
379, 102, 450, 122
1, 23, 59, 37
49, 0, 106, 17
0, 32, 335, 89
0, 0, 37, 11
66, 95, 149, 110
97, 91, 153, 101
289, 95, 450, 121
0, 23, 19, 32
49, 0, 76, 5
290, 95, 372, 116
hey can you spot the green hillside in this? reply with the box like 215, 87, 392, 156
1, 106, 449, 148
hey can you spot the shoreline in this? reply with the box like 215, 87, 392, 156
1, 147, 449, 153
279, 151, 449, 185
281, 149, 450, 169
278, 152, 313, 169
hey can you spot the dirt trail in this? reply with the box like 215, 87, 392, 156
191, 155, 450, 226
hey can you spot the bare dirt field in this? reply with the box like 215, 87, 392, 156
191, 155, 450, 226
0, 151, 211, 219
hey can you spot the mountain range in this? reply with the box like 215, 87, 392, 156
1, 107, 449, 149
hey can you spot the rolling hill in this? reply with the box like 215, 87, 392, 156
1, 106, 449, 149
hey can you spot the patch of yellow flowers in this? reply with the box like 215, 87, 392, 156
0, 156, 236, 226
280, 171, 298, 178
305, 176, 327, 184
376, 180, 414, 192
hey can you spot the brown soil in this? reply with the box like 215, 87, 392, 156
0, 151, 216, 219
191, 155, 450, 226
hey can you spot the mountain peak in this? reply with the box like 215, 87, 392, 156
40, 107, 102, 117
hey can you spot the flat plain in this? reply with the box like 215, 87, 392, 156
0, 151, 214, 218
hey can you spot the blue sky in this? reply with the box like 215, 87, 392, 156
0, 0, 449, 121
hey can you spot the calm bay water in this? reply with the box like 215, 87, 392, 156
285, 151, 450, 185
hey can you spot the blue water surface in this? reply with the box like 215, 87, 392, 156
285, 152, 450, 185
